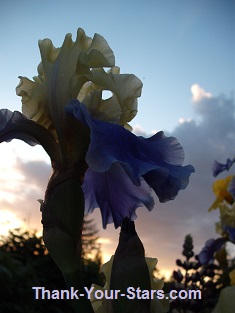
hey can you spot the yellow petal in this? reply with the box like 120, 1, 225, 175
78, 67, 143, 125
101, 256, 114, 290
16, 28, 115, 142
212, 176, 233, 197
209, 176, 234, 211
145, 258, 164, 290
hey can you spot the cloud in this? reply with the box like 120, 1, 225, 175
191, 84, 212, 103
132, 124, 147, 137
0, 157, 51, 234
133, 125, 158, 137
15, 158, 51, 190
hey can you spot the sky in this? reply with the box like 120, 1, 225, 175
0, 0, 234, 279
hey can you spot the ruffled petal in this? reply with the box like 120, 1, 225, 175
66, 100, 194, 227
82, 163, 154, 228
66, 99, 194, 191
0, 109, 61, 162
78, 67, 143, 126
16, 28, 115, 142
143, 164, 195, 202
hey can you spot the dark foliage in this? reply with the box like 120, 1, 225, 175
0, 218, 104, 313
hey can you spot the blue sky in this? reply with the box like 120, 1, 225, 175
0, 0, 234, 132
0, 0, 235, 277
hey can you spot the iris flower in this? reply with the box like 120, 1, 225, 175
0, 28, 194, 313
0, 28, 194, 229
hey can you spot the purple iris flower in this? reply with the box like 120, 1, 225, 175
66, 99, 195, 228
198, 238, 226, 265
212, 158, 235, 177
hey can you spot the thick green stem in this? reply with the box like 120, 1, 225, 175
42, 178, 94, 313
63, 270, 94, 313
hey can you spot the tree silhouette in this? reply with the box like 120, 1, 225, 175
0, 217, 103, 313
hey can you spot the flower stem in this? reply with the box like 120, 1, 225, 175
63, 270, 94, 313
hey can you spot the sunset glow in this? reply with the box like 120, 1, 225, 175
0, 210, 24, 236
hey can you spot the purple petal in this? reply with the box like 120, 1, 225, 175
82, 163, 154, 228
198, 238, 226, 265
66, 100, 194, 227
212, 158, 235, 177
143, 163, 194, 202
66, 99, 194, 188
0, 109, 39, 145
0, 109, 60, 162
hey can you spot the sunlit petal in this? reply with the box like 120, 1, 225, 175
79, 67, 143, 126
16, 28, 115, 141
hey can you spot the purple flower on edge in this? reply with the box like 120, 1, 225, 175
66, 99, 195, 228
212, 158, 235, 177
198, 238, 226, 265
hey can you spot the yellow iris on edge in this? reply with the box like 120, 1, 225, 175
209, 176, 234, 211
